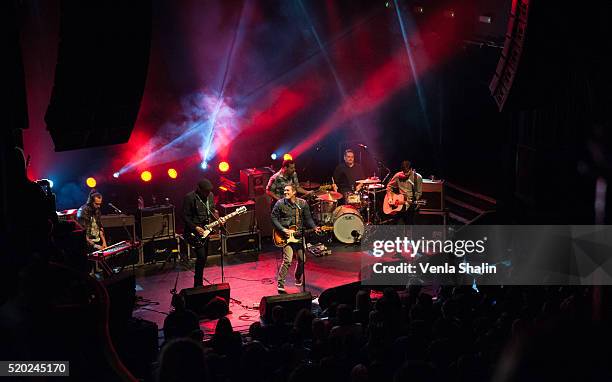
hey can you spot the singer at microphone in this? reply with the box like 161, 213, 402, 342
271, 184, 320, 294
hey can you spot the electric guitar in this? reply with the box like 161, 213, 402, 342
188, 206, 248, 247
383, 192, 427, 215
273, 225, 333, 247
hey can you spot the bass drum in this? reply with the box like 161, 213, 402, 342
332, 205, 365, 244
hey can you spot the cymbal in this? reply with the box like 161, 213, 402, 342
300, 181, 320, 189
317, 191, 343, 202
367, 183, 385, 189
356, 177, 381, 184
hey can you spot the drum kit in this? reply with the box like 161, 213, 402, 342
302, 177, 385, 244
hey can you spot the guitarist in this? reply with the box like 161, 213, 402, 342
386, 160, 423, 225
271, 184, 320, 294
182, 179, 216, 287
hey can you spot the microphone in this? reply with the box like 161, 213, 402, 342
357, 144, 368, 149
108, 203, 123, 214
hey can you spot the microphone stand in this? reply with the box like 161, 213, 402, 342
108, 203, 137, 273
294, 201, 307, 293
205, 203, 227, 284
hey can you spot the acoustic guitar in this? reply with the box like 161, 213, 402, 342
272, 225, 333, 247
383, 192, 427, 215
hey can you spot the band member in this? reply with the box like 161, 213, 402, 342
271, 184, 320, 294
386, 160, 423, 225
183, 179, 216, 287
266, 159, 313, 202
77, 189, 107, 250
332, 149, 365, 195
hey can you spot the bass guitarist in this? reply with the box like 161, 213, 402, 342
183, 179, 216, 287
386, 160, 423, 225
271, 184, 320, 294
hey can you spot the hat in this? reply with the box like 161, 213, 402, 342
197, 179, 213, 192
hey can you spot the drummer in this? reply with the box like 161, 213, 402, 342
332, 149, 365, 196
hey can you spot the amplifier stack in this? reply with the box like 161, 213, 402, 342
137, 204, 180, 263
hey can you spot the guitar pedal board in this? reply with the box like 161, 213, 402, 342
307, 242, 332, 257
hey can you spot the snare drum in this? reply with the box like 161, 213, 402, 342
345, 192, 361, 207
332, 205, 365, 244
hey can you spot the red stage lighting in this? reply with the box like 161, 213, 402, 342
141, 171, 152, 182
218, 161, 230, 173
168, 168, 178, 179
86, 177, 97, 188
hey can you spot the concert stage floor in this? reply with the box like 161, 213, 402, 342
132, 241, 364, 337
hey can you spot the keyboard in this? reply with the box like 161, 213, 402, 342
89, 240, 133, 259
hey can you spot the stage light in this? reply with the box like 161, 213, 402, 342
200, 161, 208, 170
168, 168, 178, 179
283, 153, 293, 161
271, 153, 277, 160
218, 161, 230, 173
86, 177, 97, 188
444, 9, 455, 18
140, 171, 152, 182
47, 179, 54, 188
113, 172, 120, 179
219, 186, 228, 192
414, 6, 424, 14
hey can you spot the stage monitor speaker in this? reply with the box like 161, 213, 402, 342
180, 283, 230, 318
259, 292, 312, 324
421, 180, 445, 211
318, 282, 365, 312
45, 1, 152, 151
139, 205, 175, 240
102, 272, 136, 331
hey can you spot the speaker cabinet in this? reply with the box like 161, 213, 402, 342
240, 167, 274, 198
223, 231, 261, 255
259, 292, 312, 324
254, 194, 273, 237
416, 210, 447, 242
143, 237, 179, 263
102, 273, 136, 330
179, 283, 230, 318
45, 1, 152, 150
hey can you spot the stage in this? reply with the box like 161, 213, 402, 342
131, 241, 365, 336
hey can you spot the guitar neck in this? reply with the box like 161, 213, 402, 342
204, 209, 243, 230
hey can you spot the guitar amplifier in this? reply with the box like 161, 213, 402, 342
420, 179, 445, 211
220, 200, 256, 235
138, 205, 175, 240
101, 214, 137, 247
240, 167, 274, 198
